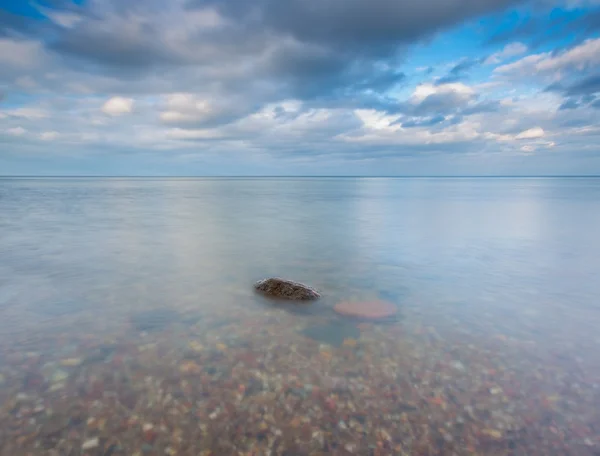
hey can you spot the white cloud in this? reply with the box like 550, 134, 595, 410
159, 93, 249, 127
160, 94, 215, 124
102, 97, 134, 116
40, 131, 60, 141
411, 82, 475, 104
2, 108, 47, 119
521, 145, 536, 153
516, 127, 545, 140
40, 9, 82, 28
6, 127, 26, 136
166, 128, 224, 140
354, 109, 400, 130
485, 42, 528, 65
496, 38, 600, 77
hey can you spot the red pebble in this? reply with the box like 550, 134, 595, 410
144, 429, 158, 443
325, 398, 336, 412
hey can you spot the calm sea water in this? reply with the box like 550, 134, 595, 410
1, 177, 599, 454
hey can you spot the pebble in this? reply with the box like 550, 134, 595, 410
60, 358, 83, 367
51, 369, 69, 384
49, 382, 65, 391
451, 361, 466, 371
188, 341, 204, 352
482, 429, 502, 439
81, 437, 99, 450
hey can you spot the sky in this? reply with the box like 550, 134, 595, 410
1, 0, 600, 176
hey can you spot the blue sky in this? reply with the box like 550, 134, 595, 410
1, 0, 600, 175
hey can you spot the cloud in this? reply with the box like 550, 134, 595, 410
194, 0, 517, 51
436, 57, 485, 84
484, 42, 528, 65
6, 127, 27, 136
559, 98, 581, 110
496, 38, 600, 78
3, 0, 516, 100
0, 38, 46, 70
159, 93, 257, 128
166, 128, 225, 140
2, 108, 48, 119
565, 73, 600, 95
41, 131, 60, 141
2, 0, 600, 176
102, 97, 134, 116
515, 127, 545, 139
409, 82, 477, 115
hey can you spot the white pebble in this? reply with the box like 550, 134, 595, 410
81, 437, 99, 450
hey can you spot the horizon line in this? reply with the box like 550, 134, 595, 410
2, 175, 600, 179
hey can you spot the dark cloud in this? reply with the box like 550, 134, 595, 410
266, 45, 407, 99
412, 92, 474, 116
556, 95, 598, 111
192, 0, 516, 50
546, 74, 600, 111
436, 57, 485, 85
462, 100, 502, 115
21, 0, 515, 101
559, 98, 580, 110
451, 58, 485, 74
566, 74, 600, 96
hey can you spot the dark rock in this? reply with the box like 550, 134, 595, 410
254, 278, 320, 301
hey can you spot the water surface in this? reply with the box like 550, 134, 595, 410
1, 177, 599, 454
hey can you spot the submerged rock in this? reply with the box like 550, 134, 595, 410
254, 278, 320, 301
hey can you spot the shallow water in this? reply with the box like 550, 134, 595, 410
0, 177, 599, 455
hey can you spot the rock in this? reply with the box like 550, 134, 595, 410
254, 278, 320, 301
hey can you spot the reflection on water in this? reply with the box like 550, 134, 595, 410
0, 177, 599, 454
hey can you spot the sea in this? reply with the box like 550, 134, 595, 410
0, 177, 599, 455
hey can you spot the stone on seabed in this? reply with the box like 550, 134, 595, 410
254, 278, 320, 300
